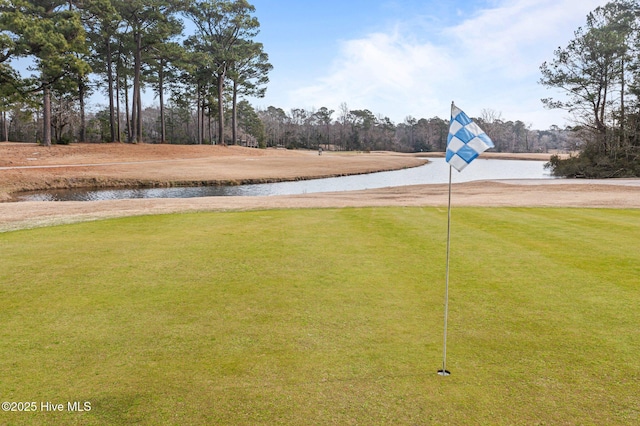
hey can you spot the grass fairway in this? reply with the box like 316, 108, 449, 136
1, 207, 639, 425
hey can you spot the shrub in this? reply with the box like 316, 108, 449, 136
546, 150, 640, 178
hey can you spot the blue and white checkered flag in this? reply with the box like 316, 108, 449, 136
446, 103, 494, 172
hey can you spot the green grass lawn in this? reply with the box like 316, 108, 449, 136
1, 207, 638, 425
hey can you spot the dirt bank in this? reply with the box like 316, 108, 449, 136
0, 143, 426, 201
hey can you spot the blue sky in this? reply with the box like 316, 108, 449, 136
246, 0, 611, 129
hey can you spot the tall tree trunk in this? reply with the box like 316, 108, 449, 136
124, 76, 130, 142
197, 88, 201, 144
208, 109, 213, 144
116, 72, 122, 142
54, 95, 62, 142
79, 77, 86, 142
601, 77, 608, 153
232, 79, 238, 145
116, 57, 123, 143
130, 31, 141, 143
2, 111, 8, 142
136, 32, 143, 143
136, 80, 142, 142
203, 97, 207, 144
129, 87, 136, 143
202, 99, 207, 144
42, 85, 51, 146
620, 57, 626, 158
107, 39, 116, 142
159, 61, 166, 143
217, 70, 225, 145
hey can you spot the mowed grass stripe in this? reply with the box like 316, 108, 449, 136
0, 207, 638, 425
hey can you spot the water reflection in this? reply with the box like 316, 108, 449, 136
17, 158, 553, 202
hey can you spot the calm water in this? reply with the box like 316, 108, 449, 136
17, 158, 554, 202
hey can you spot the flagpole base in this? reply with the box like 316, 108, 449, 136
437, 369, 451, 376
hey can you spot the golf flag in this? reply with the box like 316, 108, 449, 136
446, 103, 494, 172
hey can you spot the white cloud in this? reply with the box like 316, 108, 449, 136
446, 0, 604, 77
289, 29, 457, 117
280, 0, 610, 129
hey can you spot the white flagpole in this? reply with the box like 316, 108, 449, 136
438, 147, 454, 376
437, 101, 493, 376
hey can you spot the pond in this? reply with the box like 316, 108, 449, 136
16, 158, 554, 202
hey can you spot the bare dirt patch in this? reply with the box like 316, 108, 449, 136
1, 142, 638, 232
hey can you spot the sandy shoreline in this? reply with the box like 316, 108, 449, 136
1, 143, 638, 232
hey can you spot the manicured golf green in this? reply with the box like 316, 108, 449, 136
1, 207, 638, 425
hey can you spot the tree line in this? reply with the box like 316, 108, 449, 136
257, 103, 576, 154
0, 87, 577, 153
0, 0, 270, 146
540, 0, 640, 177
